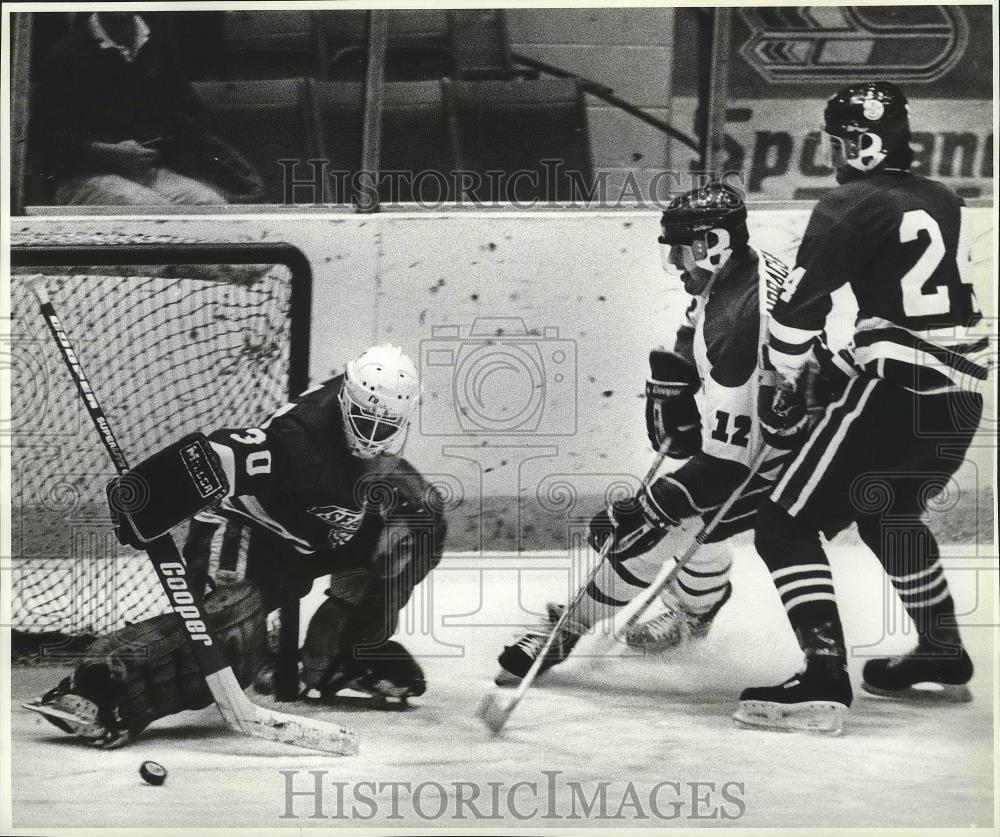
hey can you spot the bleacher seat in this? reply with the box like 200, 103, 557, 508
310, 80, 452, 203
447, 10, 515, 80
221, 11, 323, 79
321, 10, 450, 52
442, 79, 592, 202
217, 9, 517, 84
323, 10, 454, 82
192, 79, 322, 203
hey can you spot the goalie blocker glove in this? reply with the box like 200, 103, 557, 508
107, 433, 229, 548
645, 348, 702, 457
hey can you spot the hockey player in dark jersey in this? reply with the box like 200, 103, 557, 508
493, 182, 848, 684
736, 82, 989, 734
26, 344, 447, 746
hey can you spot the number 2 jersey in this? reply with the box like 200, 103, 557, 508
650, 248, 792, 542
767, 170, 989, 395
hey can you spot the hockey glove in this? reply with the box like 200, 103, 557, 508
813, 341, 859, 407
587, 488, 680, 561
758, 348, 813, 450
645, 349, 702, 458
107, 433, 229, 548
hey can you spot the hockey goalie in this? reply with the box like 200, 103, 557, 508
26, 344, 446, 747
494, 182, 854, 684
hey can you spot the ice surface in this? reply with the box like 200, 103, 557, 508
10, 545, 996, 828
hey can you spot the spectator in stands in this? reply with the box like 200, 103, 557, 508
34, 12, 260, 206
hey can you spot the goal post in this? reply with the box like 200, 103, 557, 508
9, 238, 310, 701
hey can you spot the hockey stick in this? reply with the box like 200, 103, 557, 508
478, 440, 674, 735
478, 444, 773, 735
612, 443, 772, 645
29, 283, 358, 756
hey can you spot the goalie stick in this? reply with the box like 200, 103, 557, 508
478, 443, 771, 736
28, 283, 358, 756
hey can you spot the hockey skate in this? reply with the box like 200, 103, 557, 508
495, 603, 584, 687
734, 655, 853, 735
861, 638, 973, 702
304, 640, 426, 706
625, 582, 732, 652
22, 675, 133, 748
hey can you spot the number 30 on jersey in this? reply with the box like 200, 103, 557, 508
229, 428, 272, 476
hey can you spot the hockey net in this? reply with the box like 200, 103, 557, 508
9, 234, 311, 663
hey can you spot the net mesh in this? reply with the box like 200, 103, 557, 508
10, 263, 294, 653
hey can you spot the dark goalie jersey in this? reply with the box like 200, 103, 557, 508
768, 170, 988, 395
197, 375, 399, 555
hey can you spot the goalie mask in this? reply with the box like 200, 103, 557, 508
339, 344, 420, 458
823, 81, 910, 179
659, 182, 748, 295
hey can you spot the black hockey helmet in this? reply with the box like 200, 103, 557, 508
659, 182, 749, 292
823, 81, 911, 174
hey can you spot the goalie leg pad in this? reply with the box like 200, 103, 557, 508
300, 562, 428, 692
301, 592, 356, 691
301, 589, 428, 700
70, 579, 267, 739
308, 640, 426, 701
300, 462, 444, 700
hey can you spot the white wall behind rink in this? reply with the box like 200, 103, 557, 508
15, 205, 995, 502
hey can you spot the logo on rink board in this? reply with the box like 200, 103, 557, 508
740, 6, 969, 84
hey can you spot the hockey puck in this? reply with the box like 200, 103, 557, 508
139, 760, 167, 786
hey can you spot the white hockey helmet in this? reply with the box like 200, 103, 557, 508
338, 344, 420, 458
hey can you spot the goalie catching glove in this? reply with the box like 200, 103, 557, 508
107, 433, 229, 548
645, 349, 701, 457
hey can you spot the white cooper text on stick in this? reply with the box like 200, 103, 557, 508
161, 562, 213, 645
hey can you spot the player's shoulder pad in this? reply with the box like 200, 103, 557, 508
917, 173, 966, 210
261, 376, 342, 433
702, 256, 762, 388
814, 180, 868, 221
812, 178, 899, 233
756, 249, 790, 316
